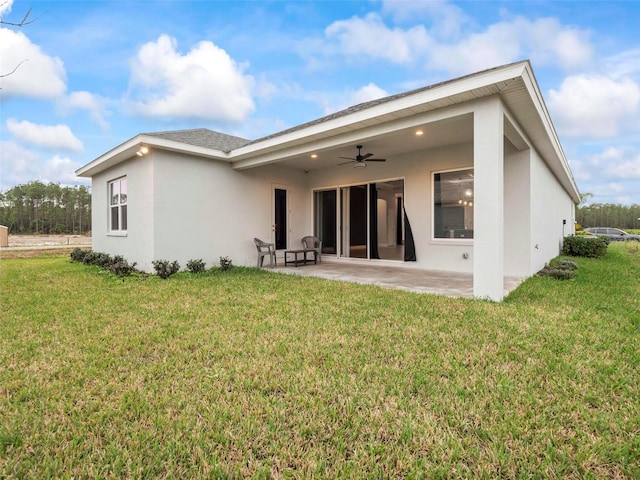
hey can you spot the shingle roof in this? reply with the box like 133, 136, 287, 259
143, 128, 251, 153
247, 61, 521, 146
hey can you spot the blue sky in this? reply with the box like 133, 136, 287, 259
1, 0, 639, 205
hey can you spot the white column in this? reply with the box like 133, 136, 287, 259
473, 97, 504, 300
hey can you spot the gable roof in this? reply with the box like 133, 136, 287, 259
75, 60, 579, 203
144, 128, 250, 152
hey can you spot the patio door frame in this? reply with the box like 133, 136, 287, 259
272, 184, 290, 251
313, 177, 405, 260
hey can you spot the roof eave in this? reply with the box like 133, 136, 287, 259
75, 135, 231, 178
229, 61, 530, 170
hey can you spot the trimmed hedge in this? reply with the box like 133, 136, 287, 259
562, 235, 608, 258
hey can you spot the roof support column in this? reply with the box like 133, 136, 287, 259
473, 97, 504, 301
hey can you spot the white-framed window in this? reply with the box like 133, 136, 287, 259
433, 168, 474, 239
109, 177, 127, 232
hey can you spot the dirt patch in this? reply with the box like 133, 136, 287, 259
1, 246, 88, 259
7, 234, 92, 247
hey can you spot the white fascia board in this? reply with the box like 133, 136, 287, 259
75, 135, 231, 178
232, 103, 477, 170
229, 62, 529, 169
520, 65, 581, 203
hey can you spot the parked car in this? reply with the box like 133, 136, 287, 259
584, 227, 640, 241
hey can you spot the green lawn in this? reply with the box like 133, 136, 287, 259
1, 243, 639, 478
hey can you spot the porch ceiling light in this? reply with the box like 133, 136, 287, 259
136, 145, 149, 157
353, 161, 367, 168
310, 154, 318, 159
415, 130, 424, 136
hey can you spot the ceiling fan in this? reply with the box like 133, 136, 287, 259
339, 145, 386, 167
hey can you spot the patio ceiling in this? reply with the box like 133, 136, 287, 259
259, 113, 474, 172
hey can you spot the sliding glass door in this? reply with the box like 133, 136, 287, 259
314, 179, 405, 261
314, 189, 337, 255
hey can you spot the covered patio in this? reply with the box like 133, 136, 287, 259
273, 260, 524, 299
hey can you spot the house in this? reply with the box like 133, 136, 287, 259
76, 60, 580, 301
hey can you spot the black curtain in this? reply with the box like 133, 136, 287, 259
369, 183, 380, 259
396, 197, 403, 245
404, 208, 416, 262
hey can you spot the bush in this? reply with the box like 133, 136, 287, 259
152, 260, 180, 279
538, 266, 575, 280
186, 259, 206, 273
551, 258, 578, 271
219, 256, 233, 271
70, 247, 88, 262
82, 251, 114, 267
538, 257, 579, 280
107, 255, 138, 279
562, 235, 608, 258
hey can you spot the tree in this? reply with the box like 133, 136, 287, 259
0, 4, 35, 79
0, 182, 92, 234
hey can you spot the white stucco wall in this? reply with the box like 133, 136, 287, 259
503, 142, 532, 278
91, 155, 155, 268
150, 151, 309, 271
530, 148, 576, 273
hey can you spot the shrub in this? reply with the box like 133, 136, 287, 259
551, 258, 578, 271
82, 251, 114, 267
70, 248, 88, 262
219, 256, 233, 271
562, 235, 608, 258
107, 255, 138, 279
186, 259, 206, 273
152, 260, 180, 279
538, 266, 576, 280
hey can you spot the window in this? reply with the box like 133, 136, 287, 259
433, 168, 474, 239
109, 177, 127, 232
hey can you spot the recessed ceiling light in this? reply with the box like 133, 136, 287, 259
415, 130, 424, 136
310, 154, 318, 159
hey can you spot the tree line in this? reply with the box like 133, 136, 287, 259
0, 181, 91, 234
576, 202, 640, 230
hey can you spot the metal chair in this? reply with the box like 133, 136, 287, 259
301, 235, 322, 263
254, 238, 276, 268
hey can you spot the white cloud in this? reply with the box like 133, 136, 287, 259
0, 28, 66, 99
0, 141, 39, 190
128, 34, 256, 122
0, 142, 87, 191
604, 48, 640, 79
597, 147, 640, 179
42, 155, 85, 185
58, 91, 111, 129
0, 0, 14, 16
6, 119, 84, 152
324, 13, 431, 64
351, 83, 389, 106
382, 0, 469, 37
318, 10, 590, 77
428, 16, 592, 74
320, 83, 389, 115
571, 146, 640, 205
548, 74, 640, 138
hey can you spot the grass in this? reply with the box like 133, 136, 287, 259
1, 243, 639, 478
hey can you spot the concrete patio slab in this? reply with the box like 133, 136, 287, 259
272, 259, 523, 299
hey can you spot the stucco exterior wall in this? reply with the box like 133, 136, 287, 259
91, 155, 155, 268
97, 151, 309, 271
503, 143, 532, 278
307, 142, 475, 273
530, 148, 576, 273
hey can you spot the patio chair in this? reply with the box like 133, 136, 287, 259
254, 238, 276, 268
301, 235, 322, 263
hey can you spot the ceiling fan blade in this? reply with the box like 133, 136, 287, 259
338, 156, 355, 160
361, 152, 373, 160
365, 158, 386, 162
338, 160, 355, 166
